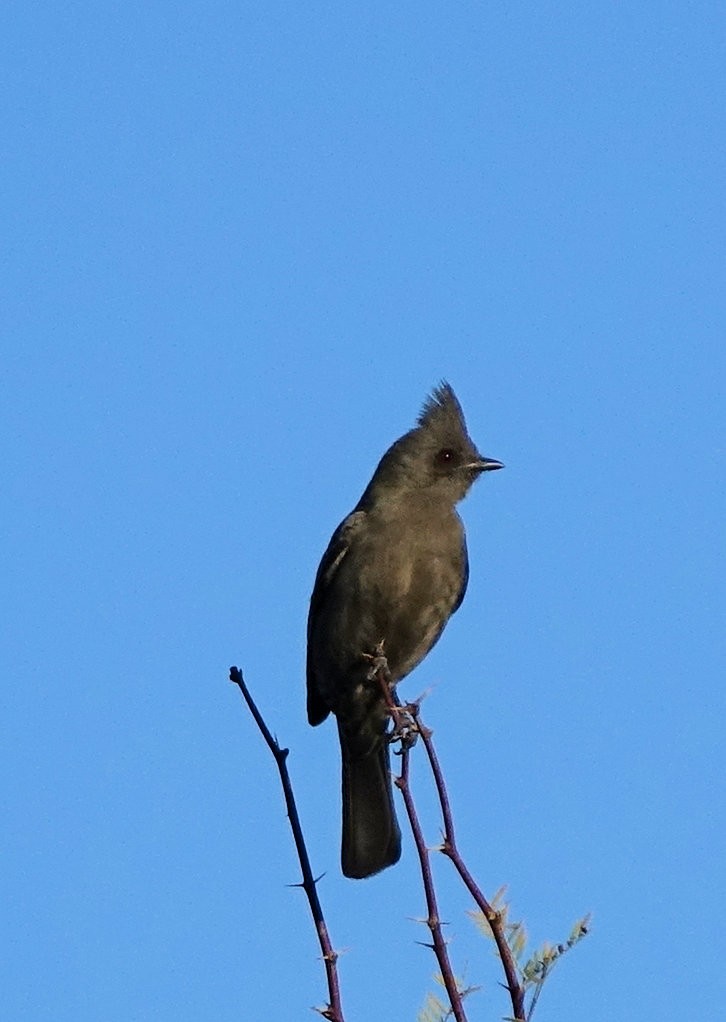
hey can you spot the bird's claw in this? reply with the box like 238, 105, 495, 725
362, 640, 389, 682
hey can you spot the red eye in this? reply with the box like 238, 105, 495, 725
435, 448, 456, 467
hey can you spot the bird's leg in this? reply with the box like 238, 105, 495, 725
363, 639, 390, 683
363, 640, 396, 709
362, 641, 418, 751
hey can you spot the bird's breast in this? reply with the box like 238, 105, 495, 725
333, 510, 465, 680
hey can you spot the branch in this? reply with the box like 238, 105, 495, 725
369, 658, 467, 1022
395, 741, 468, 1022
411, 702, 526, 1021
229, 666, 344, 1022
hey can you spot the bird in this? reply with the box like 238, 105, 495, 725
306, 382, 502, 878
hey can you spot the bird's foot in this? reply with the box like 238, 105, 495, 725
362, 640, 390, 683
389, 706, 418, 751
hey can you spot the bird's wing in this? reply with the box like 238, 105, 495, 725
306, 510, 367, 725
450, 533, 470, 615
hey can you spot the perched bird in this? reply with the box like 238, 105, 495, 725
306, 383, 502, 878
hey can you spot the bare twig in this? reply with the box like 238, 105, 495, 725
371, 660, 468, 1022
396, 741, 468, 1022
229, 666, 344, 1022
411, 702, 526, 1021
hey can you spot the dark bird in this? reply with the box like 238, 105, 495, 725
306, 383, 502, 878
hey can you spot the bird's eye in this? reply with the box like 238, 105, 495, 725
435, 447, 456, 468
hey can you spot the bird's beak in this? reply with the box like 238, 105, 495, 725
470, 456, 504, 473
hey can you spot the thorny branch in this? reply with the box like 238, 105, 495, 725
232, 656, 587, 1021
414, 703, 526, 1020
374, 650, 526, 1021
229, 666, 344, 1022
371, 657, 468, 1022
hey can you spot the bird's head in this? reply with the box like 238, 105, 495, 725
362, 382, 503, 506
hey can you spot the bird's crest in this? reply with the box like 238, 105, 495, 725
417, 381, 467, 437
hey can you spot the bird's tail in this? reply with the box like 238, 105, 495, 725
338, 722, 402, 879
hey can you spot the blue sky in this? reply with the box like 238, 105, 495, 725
2, 3, 724, 1020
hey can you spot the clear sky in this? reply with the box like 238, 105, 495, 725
2, 4, 724, 1021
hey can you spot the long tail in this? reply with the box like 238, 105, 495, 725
338, 723, 401, 879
